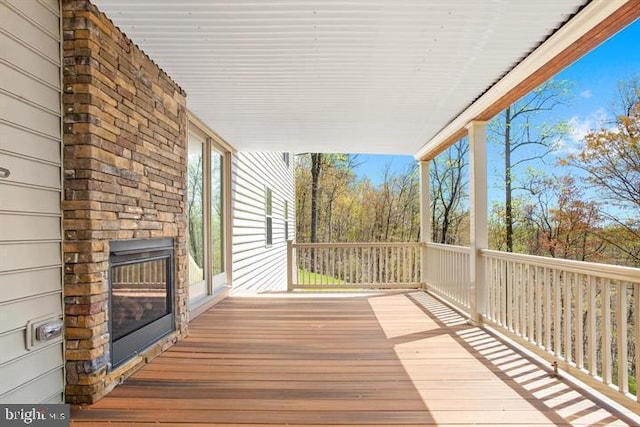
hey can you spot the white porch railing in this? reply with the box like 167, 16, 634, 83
287, 241, 423, 290
481, 249, 640, 409
422, 244, 640, 411
425, 242, 471, 313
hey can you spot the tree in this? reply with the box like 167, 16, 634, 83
295, 154, 420, 245
298, 153, 360, 243
565, 76, 640, 265
310, 153, 323, 244
522, 174, 604, 261
489, 79, 571, 252
430, 138, 469, 245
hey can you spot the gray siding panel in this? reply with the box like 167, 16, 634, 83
0, 0, 63, 404
231, 152, 294, 292
1, 368, 64, 404
0, 213, 61, 241
0, 267, 61, 303
0, 123, 61, 164
0, 292, 63, 334
0, 183, 60, 215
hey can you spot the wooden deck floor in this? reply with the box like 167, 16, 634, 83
71, 291, 639, 426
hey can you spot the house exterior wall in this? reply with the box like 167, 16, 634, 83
0, 0, 65, 404
62, 0, 188, 404
231, 152, 295, 292
1, 0, 297, 405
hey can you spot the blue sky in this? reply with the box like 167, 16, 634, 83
354, 18, 640, 189
354, 154, 416, 185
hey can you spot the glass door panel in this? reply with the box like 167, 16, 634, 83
211, 149, 225, 285
188, 134, 206, 303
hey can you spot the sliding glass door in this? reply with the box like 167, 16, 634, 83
187, 128, 228, 307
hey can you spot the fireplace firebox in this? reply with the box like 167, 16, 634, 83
109, 238, 175, 368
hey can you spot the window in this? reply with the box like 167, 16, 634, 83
265, 188, 273, 246
283, 152, 290, 168
284, 200, 289, 240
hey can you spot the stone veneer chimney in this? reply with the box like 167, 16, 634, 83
62, 0, 189, 404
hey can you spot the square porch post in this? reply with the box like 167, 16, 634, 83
419, 160, 431, 290
467, 121, 488, 324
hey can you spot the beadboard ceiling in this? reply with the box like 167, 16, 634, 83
93, 0, 590, 155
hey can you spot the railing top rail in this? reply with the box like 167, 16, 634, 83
481, 249, 640, 284
426, 242, 471, 253
292, 242, 423, 249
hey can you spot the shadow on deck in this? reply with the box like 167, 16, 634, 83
71, 291, 639, 426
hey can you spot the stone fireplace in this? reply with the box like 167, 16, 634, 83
62, 0, 188, 404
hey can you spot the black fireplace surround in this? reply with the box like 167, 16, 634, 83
109, 238, 175, 368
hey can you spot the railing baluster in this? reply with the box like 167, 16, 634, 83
554, 269, 561, 357
358, 247, 362, 285
514, 261, 521, 335
507, 260, 512, 328
528, 264, 534, 343
325, 247, 329, 286
404, 246, 408, 284
384, 246, 388, 284
492, 256, 496, 320
602, 279, 612, 385
351, 247, 356, 284
575, 272, 584, 370
545, 267, 552, 352
519, 262, 525, 338
491, 257, 497, 321
390, 246, 394, 284
392, 246, 396, 284
564, 271, 572, 364
366, 247, 371, 285
536, 266, 543, 347
458, 252, 463, 303
501, 258, 507, 327
308, 249, 312, 285
617, 282, 628, 394
330, 248, 334, 285
588, 275, 597, 376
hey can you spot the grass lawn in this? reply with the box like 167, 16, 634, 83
297, 269, 346, 285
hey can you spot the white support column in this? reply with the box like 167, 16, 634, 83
467, 121, 488, 324
419, 160, 431, 290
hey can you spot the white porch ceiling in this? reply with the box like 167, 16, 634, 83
93, 0, 589, 155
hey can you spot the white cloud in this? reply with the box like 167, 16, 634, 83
579, 89, 592, 99
568, 108, 608, 142
553, 108, 609, 156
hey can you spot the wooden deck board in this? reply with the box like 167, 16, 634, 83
71, 291, 637, 426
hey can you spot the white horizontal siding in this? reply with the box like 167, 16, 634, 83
231, 152, 294, 292
0, 0, 63, 404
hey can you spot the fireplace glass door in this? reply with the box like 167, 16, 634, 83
111, 258, 170, 341
109, 239, 174, 368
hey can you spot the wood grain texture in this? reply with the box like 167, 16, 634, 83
71, 291, 637, 426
